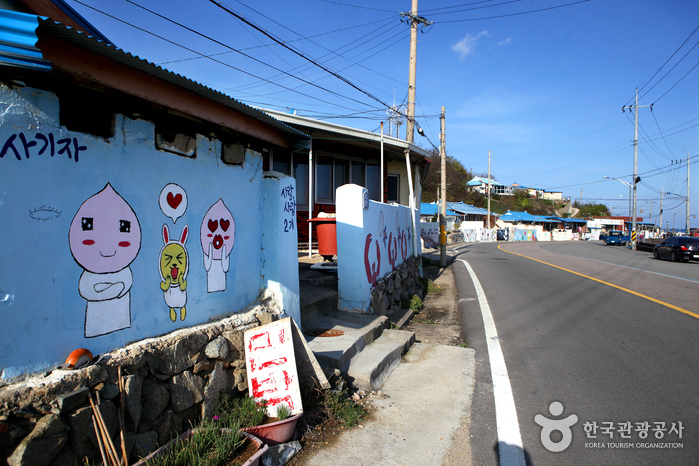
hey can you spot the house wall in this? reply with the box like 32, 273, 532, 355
386, 160, 410, 206
336, 184, 418, 312
261, 172, 300, 324
0, 83, 289, 381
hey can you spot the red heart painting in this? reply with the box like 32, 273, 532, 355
167, 192, 183, 209
208, 219, 218, 233
220, 219, 230, 232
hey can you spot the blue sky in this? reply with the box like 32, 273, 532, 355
66, 0, 699, 229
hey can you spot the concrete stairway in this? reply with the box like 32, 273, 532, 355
301, 306, 415, 392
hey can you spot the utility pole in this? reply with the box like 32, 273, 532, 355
405, 0, 418, 143
440, 107, 446, 267
487, 151, 491, 228
685, 148, 690, 235
622, 89, 652, 249
401, 0, 432, 143
660, 187, 664, 236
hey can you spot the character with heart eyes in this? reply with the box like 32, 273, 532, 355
200, 199, 235, 292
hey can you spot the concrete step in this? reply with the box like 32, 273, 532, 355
303, 310, 389, 374
388, 309, 414, 330
346, 329, 416, 392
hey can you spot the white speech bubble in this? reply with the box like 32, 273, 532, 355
159, 184, 188, 224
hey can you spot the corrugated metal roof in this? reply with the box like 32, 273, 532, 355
420, 203, 459, 217
261, 107, 430, 160
500, 211, 557, 223
0, 9, 51, 71
447, 202, 492, 216
35, 18, 309, 140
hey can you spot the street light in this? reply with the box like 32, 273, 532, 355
603, 175, 641, 248
673, 211, 680, 235
603, 176, 632, 231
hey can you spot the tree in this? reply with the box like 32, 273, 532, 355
421, 151, 483, 205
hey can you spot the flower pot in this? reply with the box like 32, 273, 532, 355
132, 428, 267, 466
241, 413, 302, 446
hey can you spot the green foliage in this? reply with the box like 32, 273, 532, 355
145, 419, 245, 466
275, 404, 291, 421
421, 151, 486, 205
426, 279, 442, 293
409, 295, 423, 313
325, 390, 366, 428
213, 393, 266, 429
574, 202, 610, 218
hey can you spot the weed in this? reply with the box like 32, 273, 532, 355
426, 279, 443, 293
409, 295, 423, 313
325, 389, 366, 428
145, 418, 245, 466
275, 404, 291, 421
213, 393, 266, 429
459, 342, 468, 348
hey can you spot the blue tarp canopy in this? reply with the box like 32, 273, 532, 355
446, 202, 493, 217
548, 217, 588, 224
500, 210, 557, 223
420, 203, 459, 217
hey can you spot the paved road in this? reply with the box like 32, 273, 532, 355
453, 241, 699, 465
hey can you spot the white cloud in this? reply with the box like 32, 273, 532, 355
451, 31, 489, 61
498, 37, 512, 46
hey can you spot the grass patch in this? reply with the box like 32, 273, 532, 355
213, 393, 266, 429
401, 294, 423, 313
275, 403, 291, 421
145, 418, 245, 466
426, 279, 442, 293
325, 389, 366, 428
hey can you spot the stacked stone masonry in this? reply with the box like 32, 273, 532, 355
0, 291, 281, 466
369, 256, 423, 316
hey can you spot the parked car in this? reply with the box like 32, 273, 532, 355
653, 237, 699, 262
604, 231, 629, 246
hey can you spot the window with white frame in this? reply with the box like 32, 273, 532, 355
313, 154, 379, 204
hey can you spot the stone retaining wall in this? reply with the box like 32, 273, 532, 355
0, 291, 281, 466
368, 256, 423, 316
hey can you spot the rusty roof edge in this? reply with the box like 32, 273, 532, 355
35, 18, 310, 141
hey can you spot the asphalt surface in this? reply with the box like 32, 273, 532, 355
453, 241, 699, 466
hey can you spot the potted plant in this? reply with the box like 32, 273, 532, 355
240, 404, 302, 446
215, 394, 301, 447
133, 417, 268, 466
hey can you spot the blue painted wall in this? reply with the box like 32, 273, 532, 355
0, 84, 272, 379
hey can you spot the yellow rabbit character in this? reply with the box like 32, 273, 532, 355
159, 224, 189, 322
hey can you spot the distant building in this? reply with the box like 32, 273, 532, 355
467, 177, 563, 200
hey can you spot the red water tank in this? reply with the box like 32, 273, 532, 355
309, 217, 337, 261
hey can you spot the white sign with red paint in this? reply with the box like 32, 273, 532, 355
244, 317, 303, 416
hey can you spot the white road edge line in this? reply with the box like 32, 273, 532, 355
459, 259, 526, 466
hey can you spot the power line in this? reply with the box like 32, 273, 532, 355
315, 0, 396, 14
626, 25, 699, 106
437, 0, 590, 23
208, 0, 397, 112
124, 0, 379, 110
72, 0, 372, 113
652, 60, 699, 104
157, 16, 395, 65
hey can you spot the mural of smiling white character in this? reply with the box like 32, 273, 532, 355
69, 183, 141, 338
200, 199, 235, 292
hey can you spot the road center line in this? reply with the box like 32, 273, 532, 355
497, 244, 699, 320
458, 259, 526, 466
